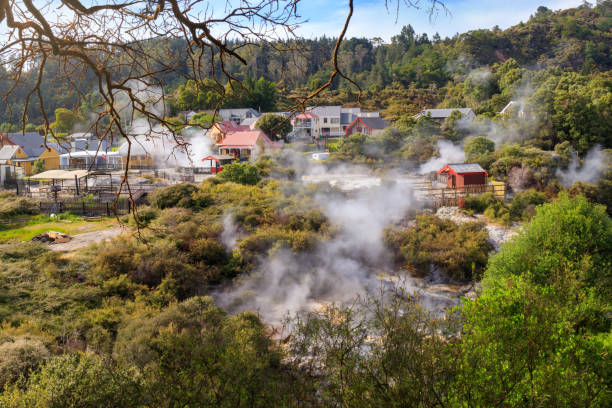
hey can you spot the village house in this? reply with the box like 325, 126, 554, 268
344, 116, 389, 137
0, 132, 62, 175
287, 106, 384, 141
437, 163, 488, 188
208, 121, 251, 144
218, 108, 260, 123
217, 130, 279, 159
414, 108, 475, 124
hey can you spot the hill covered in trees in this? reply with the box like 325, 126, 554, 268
2, 1, 612, 132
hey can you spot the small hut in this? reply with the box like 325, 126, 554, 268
201, 155, 234, 174
437, 163, 488, 188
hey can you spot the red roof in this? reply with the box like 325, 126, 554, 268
294, 112, 318, 119
437, 163, 488, 176
218, 130, 282, 149
214, 121, 250, 133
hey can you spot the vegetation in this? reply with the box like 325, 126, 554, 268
255, 113, 293, 141
0, 161, 610, 406
0, 192, 40, 220
217, 162, 262, 185
385, 214, 491, 280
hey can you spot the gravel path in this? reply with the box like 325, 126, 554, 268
48, 226, 127, 251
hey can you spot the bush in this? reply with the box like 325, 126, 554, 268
465, 192, 511, 225
509, 189, 547, 220
0, 192, 39, 220
0, 336, 50, 388
148, 183, 211, 210
0, 352, 144, 408
385, 215, 491, 281
217, 162, 262, 185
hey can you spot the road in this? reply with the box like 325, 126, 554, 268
48, 225, 127, 251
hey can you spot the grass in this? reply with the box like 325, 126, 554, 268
0, 213, 118, 243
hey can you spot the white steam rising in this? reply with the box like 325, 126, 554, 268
556, 145, 610, 187
418, 140, 465, 174
213, 181, 431, 325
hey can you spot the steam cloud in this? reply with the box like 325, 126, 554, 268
418, 140, 466, 174
213, 176, 464, 326
556, 145, 610, 187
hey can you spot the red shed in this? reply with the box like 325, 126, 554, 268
202, 154, 234, 174
437, 163, 488, 188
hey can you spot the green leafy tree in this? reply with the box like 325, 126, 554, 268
217, 162, 262, 185
52, 108, 79, 133
464, 136, 495, 161
255, 113, 292, 141
32, 159, 45, 175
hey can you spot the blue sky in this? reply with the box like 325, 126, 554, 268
294, 0, 585, 41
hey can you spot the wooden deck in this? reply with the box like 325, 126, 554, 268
413, 181, 506, 209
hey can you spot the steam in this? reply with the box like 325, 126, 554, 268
418, 140, 465, 174
556, 145, 610, 187
118, 118, 214, 169
214, 180, 429, 325
221, 213, 241, 250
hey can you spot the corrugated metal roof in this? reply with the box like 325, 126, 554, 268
447, 163, 486, 173
308, 105, 341, 118
6, 132, 48, 158
417, 108, 474, 119
0, 145, 20, 161
357, 116, 388, 129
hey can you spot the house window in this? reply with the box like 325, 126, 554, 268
323, 118, 328, 124
330, 118, 339, 124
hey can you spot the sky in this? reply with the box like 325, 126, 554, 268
294, 0, 585, 41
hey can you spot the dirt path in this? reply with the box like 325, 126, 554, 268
48, 225, 128, 251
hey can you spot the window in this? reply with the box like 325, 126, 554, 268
323, 117, 328, 123
330, 118, 339, 124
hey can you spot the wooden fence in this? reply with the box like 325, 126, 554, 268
39, 199, 130, 217
413, 183, 507, 209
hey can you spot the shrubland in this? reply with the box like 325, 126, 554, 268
0, 157, 609, 406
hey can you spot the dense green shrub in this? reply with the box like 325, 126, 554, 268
464, 192, 511, 225
509, 189, 547, 220
148, 183, 211, 209
0, 336, 50, 389
217, 161, 262, 185
385, 214, 491, 280
0, 352, 144, 408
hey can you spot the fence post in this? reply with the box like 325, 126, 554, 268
106, 202, 110, 217
82, 201, 85, 216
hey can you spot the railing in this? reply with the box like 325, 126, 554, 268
39, 199, 131, 217
60, 164, 122, 170
413, 183, 507, 209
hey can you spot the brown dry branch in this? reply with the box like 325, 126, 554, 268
0, 0, 444, 229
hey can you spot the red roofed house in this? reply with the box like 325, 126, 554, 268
344, 116, 389, 137
437, 163, 488, 188
209, 121, 251, 144
217, 130, 280, 159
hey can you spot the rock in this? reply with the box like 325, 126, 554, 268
31, 231, 72, 244
435, 206, 519, 251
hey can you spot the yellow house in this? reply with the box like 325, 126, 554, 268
117, 142, 155, 169
0, 132, 61, 175
37, 145, 61, 171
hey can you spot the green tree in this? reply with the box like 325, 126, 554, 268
32, 159, 45, 174
52, 108, 79, 133
217, 162, 261, 185
0, 352, 144, 408
255, 113, 292, 141
464, 136, 495, 161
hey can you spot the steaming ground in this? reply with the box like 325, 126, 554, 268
213, 175, 473, 326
